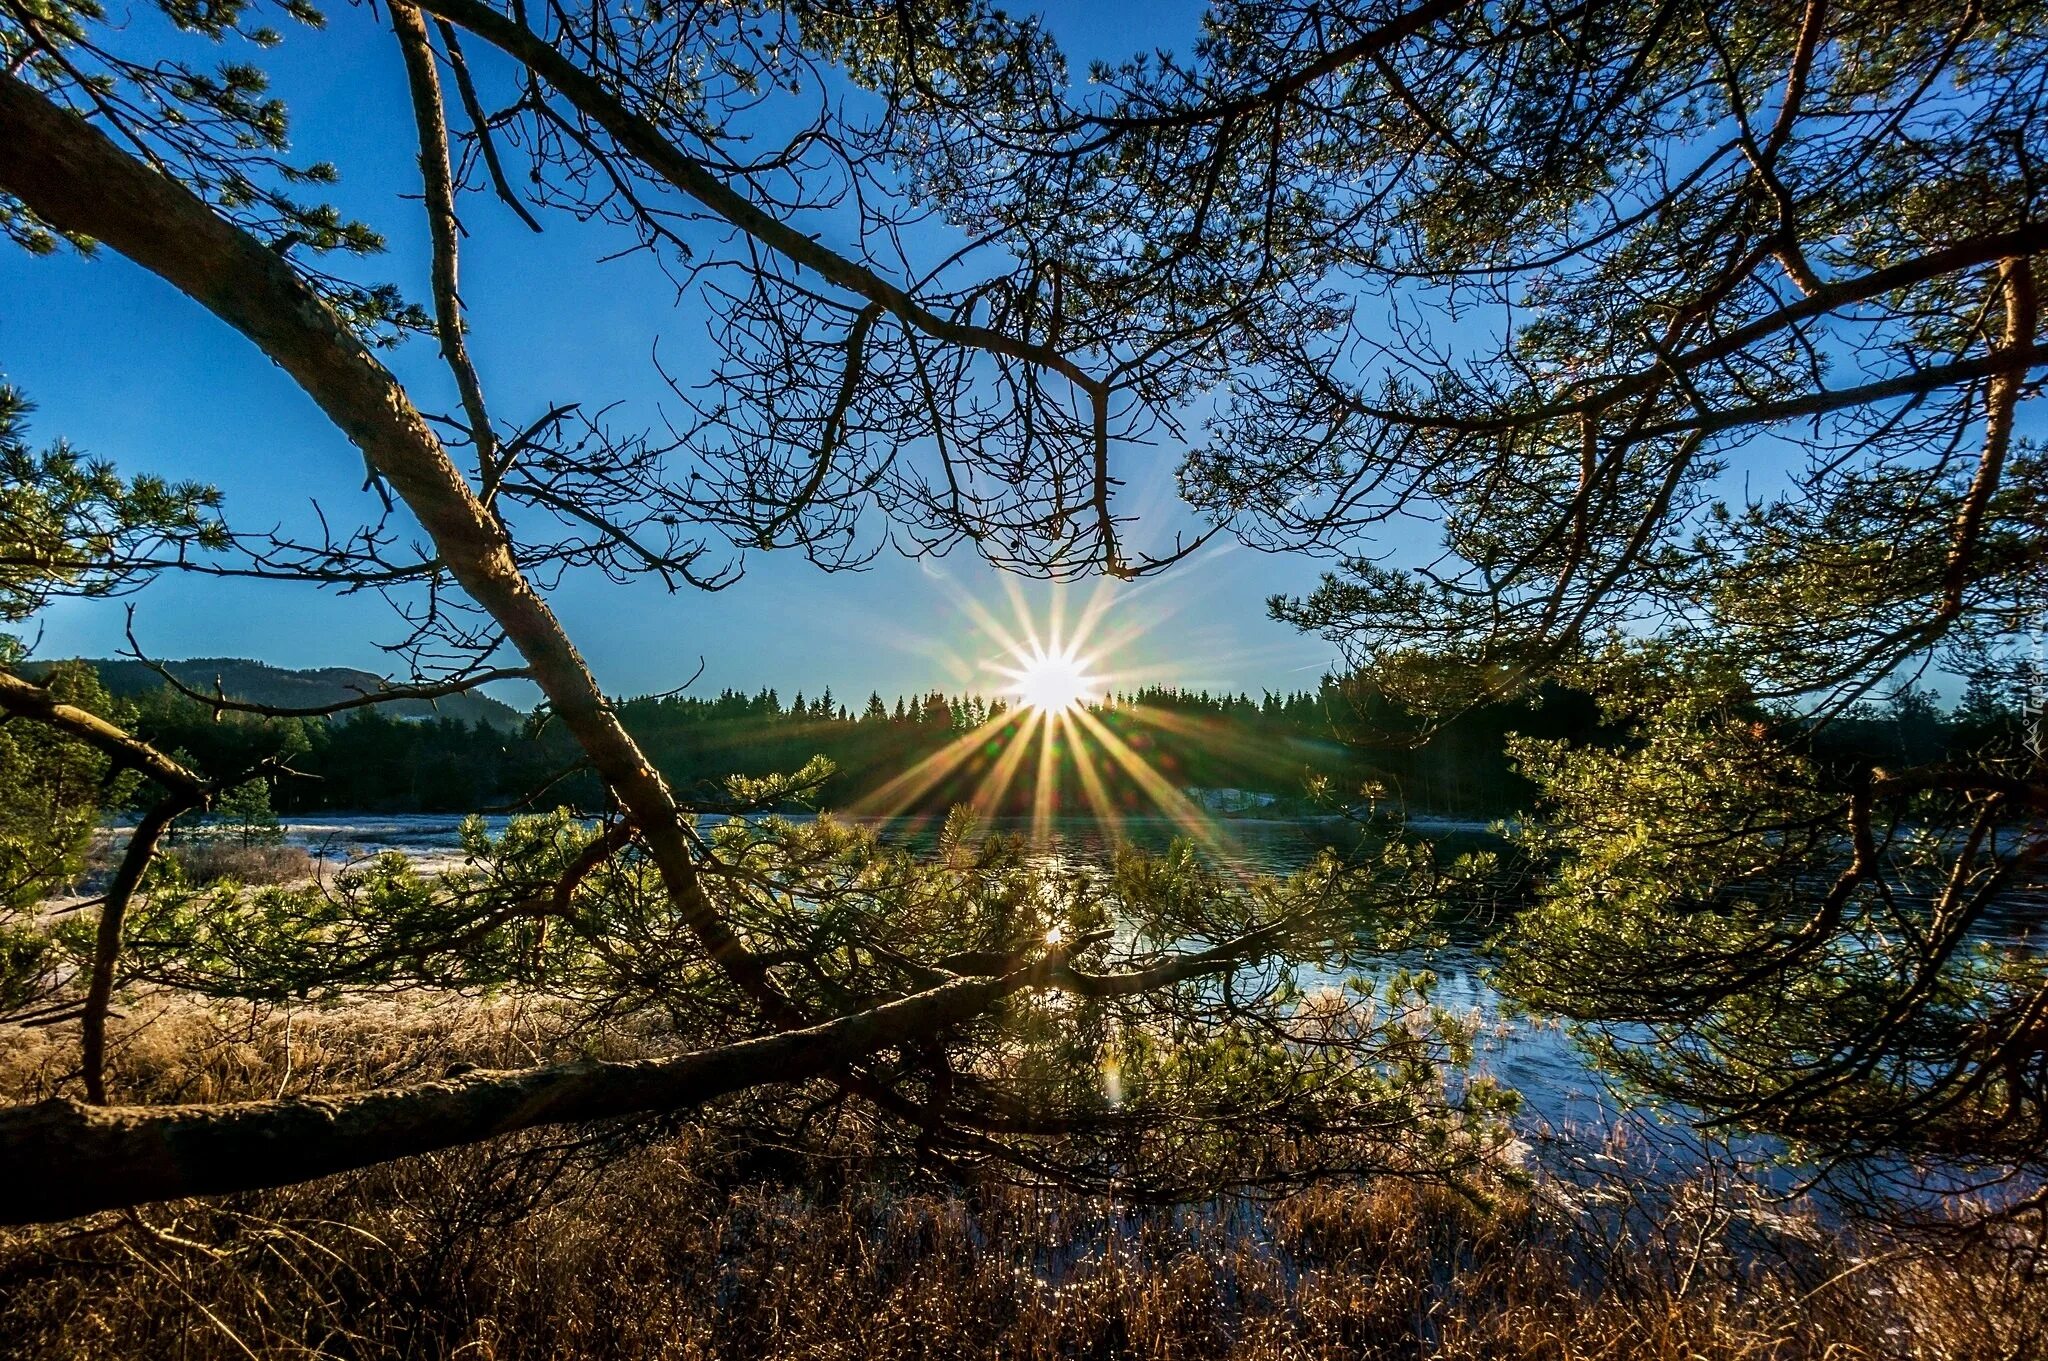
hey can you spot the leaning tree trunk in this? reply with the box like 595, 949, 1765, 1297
0, 70, 752, 976
0, 975, 1012, 1224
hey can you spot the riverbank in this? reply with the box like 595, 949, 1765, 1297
2, 992, 2033, 1359
54, 810, 1718, 1172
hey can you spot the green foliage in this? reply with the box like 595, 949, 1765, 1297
119, 688, 565, 814
204, 777, 283, 847
0, 661, 1603, 827
0, 660, 134, 1013
127, 810, 632, 999
720, 754, 835, 809
2, 0, 426, 343
1088, 1, 2048, 1197
1498, 647, 2048, 1184
113, 799, 1510, 1191
0, 919, 62, 1014
614, 677, 1592, 818
0, 659, 126, 910
0, 387, 226, 622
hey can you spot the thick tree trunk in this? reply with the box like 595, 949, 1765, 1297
0, 70, 744, 973
0, 974, 1010, 1225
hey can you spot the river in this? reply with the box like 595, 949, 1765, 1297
271, 810, 1649, 1164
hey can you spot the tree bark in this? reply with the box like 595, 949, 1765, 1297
0, 70, 751, 978
0, 973, 1012, 1224
77, 795, 201, 1104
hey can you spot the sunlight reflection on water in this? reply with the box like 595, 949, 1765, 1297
253, 808, 2048, 1202
274, 810, 1640, 1157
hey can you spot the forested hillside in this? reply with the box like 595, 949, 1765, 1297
69, 660, 1581, 816
21, 658, 522, 730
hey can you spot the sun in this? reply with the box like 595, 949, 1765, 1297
849, 581, 1233, 861
996, 645, 1101, 715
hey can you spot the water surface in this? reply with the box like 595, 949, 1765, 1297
277, 810, 1630, 1152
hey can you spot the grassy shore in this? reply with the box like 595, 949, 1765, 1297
2, 997, 2038, 1359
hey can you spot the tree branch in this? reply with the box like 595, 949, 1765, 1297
393, 3, 501, 487
0, 670, 203, 794
0, 970, 1025, 1224
432, 16, 543, 233
0, 69, 764, 994
1939, 255, 2036, 617
408, 0, 1109, 402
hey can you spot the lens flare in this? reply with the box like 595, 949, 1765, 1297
848, 578, 1247, 868
994, 645, 1101, 715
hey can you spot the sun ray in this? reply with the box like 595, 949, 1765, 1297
970, 706, 1043, 819
1031, 706, 1062, 843
1067, 705, 1237, 862
1062, 708, 1127, 839
954, 580, 1037, 665
1068, 572, 1125, 663
850, 710, 1013, 819
999, 574, 1047, 658
843, 571, 1284, 857
1119, 703, 1304, 765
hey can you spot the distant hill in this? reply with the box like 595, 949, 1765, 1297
24, 657, 526, 731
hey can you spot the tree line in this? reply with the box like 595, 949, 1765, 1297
108, 674, 1428, 815
88, 667, 2029, 828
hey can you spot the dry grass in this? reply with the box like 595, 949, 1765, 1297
1, 998, 2039, 1360
77, 832, 317, 891
163, 841, 318, 887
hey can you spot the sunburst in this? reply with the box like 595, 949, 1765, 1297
850, 578, 1238, 858
990, 643, 1102, 715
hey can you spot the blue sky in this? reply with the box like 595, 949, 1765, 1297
0, 0, 1383, 708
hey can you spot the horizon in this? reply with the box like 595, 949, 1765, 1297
44, 648, 1349, 713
